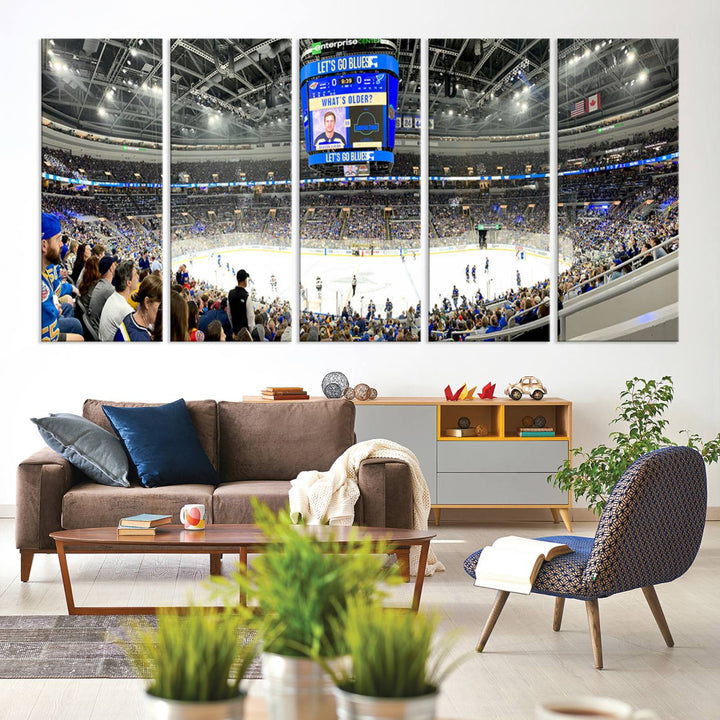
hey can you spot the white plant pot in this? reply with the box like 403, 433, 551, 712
144, 692, 245, 720
261, 652, 336, 720
333, 686, 438, 720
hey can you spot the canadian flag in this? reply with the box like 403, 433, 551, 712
587, 93, 601, 113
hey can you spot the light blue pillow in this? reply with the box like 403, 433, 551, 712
31, 413, 130, 487
102, 398, 220, 488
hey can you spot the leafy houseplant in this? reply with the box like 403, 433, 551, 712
122, 605, 261, 719
212, 499, 399, 720
550, 376, 720, 515
323, 598, 465, 720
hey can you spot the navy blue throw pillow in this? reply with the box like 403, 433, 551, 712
102, 399, 220, 488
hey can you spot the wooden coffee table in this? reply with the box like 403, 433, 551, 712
49, 524, 435, 615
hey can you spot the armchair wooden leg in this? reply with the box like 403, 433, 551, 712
20, 550, 34, 582
585, 599, 603, 669
641, 585, 674, 647
476, 591, 510, 652
553, 597, 565, 632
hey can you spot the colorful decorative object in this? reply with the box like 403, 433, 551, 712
504, 376, 547, 401
533, 415, 547, 428
522, 415, 534, 428
478, 382, 496, 400
475, 424, 488, 437
459, 385, 476, 400
322, 372, 350, 399
444, 384, 466, 401
458, 416, 471, 430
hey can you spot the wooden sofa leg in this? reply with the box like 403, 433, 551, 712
553, 597, 565, 631
642, 585, 674, 647
20, 550, 34, 582
585, 599, 603, 669
476, 590, 510, 652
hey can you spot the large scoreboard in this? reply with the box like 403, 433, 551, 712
300, 40, 400, 172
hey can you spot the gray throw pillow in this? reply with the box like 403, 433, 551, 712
31, 413, 130, 487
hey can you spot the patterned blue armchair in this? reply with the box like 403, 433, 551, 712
464, 447, 707, 669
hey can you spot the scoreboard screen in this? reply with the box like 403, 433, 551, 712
301, 51, 399, 168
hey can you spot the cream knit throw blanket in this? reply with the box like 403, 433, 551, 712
289, 438, 444, 576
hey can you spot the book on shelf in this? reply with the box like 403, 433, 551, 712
517, 427, 554, 432
263, 387, 306, 393
474, 535, 572, 594
118, 513, 172, 528
518, 429, 555, 437
443, 428, 477, 437
261, 392, 310, 400
117, 524, 157, 536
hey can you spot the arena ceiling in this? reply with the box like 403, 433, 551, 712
41, 38, 678, 147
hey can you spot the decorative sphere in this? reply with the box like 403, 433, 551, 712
475, 424, 488, 437
322, 372, 349, 398
522, 415, 534, 427
458, 416, 471, 429
354, 383, 370, 401
533, 415, 547, 428
368, 387, 378, 400
343, 387, 355, 400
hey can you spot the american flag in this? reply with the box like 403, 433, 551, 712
570, 99, 586, 119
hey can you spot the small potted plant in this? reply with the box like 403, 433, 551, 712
322, 598, 465, 720
214, 500, 398, 720
550, 376, 720, 515
122, 604, 261, 720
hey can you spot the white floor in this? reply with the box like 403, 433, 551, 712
1, 517, 719, 720
173, 245, 561, 317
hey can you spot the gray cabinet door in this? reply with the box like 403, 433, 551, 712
354, 405, 438, 502
436, 472, 569, 504
437, 440, 569, 473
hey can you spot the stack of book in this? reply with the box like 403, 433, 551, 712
261, 386, 310, 400
117, 513, 172, 536
518, 427, 555, 437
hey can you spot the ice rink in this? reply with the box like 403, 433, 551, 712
173, 243, 565, 316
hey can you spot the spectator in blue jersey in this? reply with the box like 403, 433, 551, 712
114, 274, 162, 341
41, 213, 83, 342
138, 250, 150, 272
314, 111, 346, 150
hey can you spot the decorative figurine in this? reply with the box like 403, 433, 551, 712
504, 376, 547, 401
478, 382, 496, 400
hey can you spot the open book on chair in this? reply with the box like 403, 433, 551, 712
474, 536, 572, 595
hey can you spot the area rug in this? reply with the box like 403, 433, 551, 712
0, 615, 262, 680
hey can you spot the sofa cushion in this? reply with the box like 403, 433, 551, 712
212, 481, 292, 524
31, 413, 130, 487
62, 482, 215, 529
218, 399, 355, 482
83, 399, 219, 470
102, 399, 220, 488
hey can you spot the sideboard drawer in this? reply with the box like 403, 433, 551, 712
437, 440, 569, 473
436, 472, 568, 505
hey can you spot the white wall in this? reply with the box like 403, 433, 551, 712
3, 0, 718, 510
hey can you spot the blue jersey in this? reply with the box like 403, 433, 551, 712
313, 132, 345, 150
41, 269, 60, 341
114, 312, 152, 341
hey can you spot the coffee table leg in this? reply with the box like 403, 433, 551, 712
411, 541, 430, 612
238, 546, 248, 607
210, 553, 222, 575
55, 541, 77, 615
395, 548, 410, 582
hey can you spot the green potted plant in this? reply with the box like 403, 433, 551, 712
550, 376, 720, 515
322, 598, 465, 720
122, 604, 261, 720
214, 500, 398, 720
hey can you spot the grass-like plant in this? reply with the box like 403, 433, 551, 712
212, 499, 399, 659
549, 376, 720, 515
323, 598, 465, 698
122, 605, 261, 702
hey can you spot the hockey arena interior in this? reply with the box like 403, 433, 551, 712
41, 38, 678, 342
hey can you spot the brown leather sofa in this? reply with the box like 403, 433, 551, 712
16, 398, 413, 581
